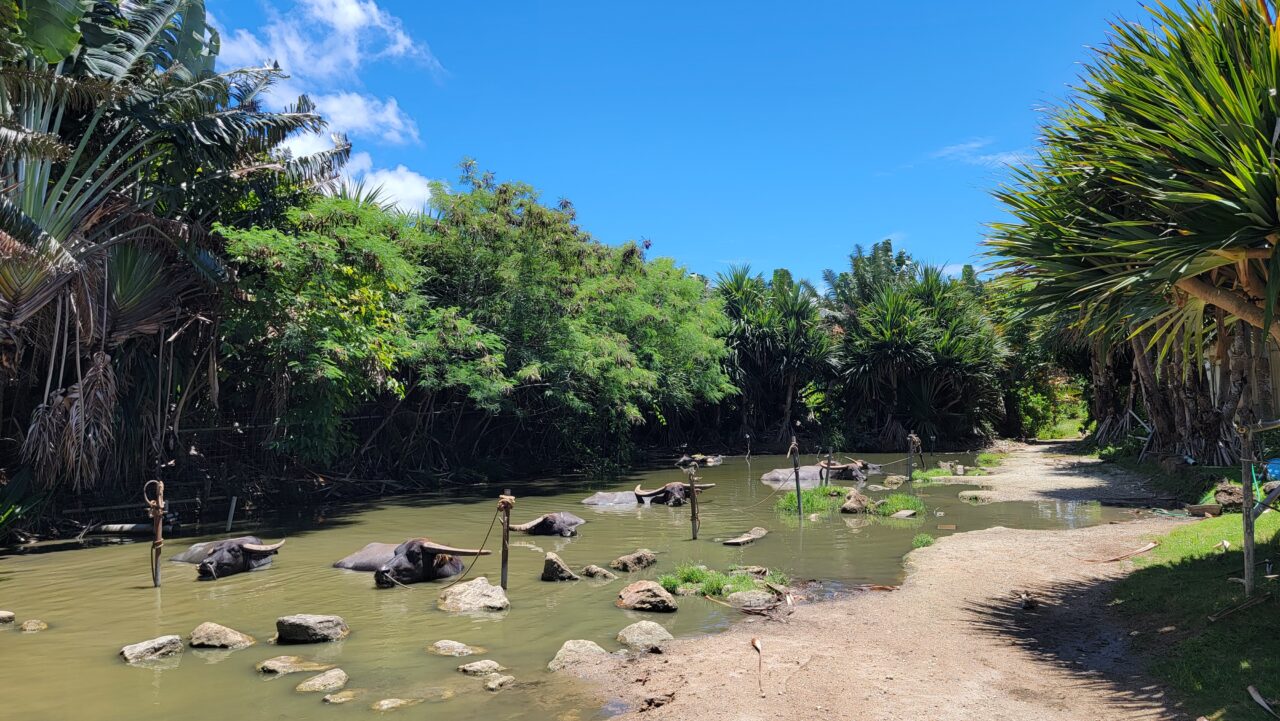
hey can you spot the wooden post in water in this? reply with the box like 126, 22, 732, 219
686, 464, 701, 540
499, 489, 513, 591
145, 480, 165, 588
825, 447, 833, 487
788, 436, 802, 522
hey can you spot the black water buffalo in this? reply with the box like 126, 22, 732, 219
171, 536, 286, 580
633, 481, 715, 507
581, 491, 640, 506
761, 460, 876, 489
675, 453, 724, 468
333, 538, 490, 588
509, 511, 585, 537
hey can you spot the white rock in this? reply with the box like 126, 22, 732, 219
295, 668, 348, 692
548, 639, 609, 671
120, 635, 183, 664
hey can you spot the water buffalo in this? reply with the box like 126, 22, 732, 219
333, 538, 490, 588
509, 512, 585, 536
761, 460, 877, 489
581, 491, 641, 506
676, 453, 724, 467
171, 536, 286, 580
633, 481, 715, 507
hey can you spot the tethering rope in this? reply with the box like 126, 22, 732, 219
439, 500, 503, 590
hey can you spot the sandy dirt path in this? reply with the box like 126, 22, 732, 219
567, 444, 1190, 721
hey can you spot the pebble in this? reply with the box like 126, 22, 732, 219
427, 639, 482, 657
484, 673, 515, 691
323, 690, 362, 704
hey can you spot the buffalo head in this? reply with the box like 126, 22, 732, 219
183, 537, 285, 580
509, 512, 586, 537
374, 538, 491, 588
633, 481, 716, 506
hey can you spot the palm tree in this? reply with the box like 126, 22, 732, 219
1, 1, 348, 500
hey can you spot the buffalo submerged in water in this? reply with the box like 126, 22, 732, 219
171, 536, 286, 580
508, 511, 585, 536
580, 482, 716, 507
333, 538, 491, 588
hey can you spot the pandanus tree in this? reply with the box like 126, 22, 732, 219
1, 1, 348, 504
989, 0, 1280, 463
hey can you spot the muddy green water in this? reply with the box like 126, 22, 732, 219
0, 454, 1122, 720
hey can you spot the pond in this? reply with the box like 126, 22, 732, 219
0, 453, 1122, 720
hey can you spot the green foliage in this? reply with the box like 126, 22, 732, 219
911, 468, 950, 482
657, 574, 680, 594
872, 493, 926, 517
669, 562, 783, 597
976, 452, 1005, 467
1112, 513, 1280, 719
773, 485, 848, 514
911, 533, 935, 548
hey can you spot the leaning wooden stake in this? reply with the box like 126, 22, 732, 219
686, 464, 701, 540
788, 436, 802, 522
144, 480, 165, 588
1242, 427, 1256, 597
499, 489, 514, 591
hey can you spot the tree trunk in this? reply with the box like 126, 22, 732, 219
776, 374, 795, 442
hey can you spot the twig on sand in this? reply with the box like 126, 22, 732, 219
751, 638, 763, 696
1074, 541, 1158, 563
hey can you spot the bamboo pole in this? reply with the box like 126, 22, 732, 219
1243, 429, 1256, 597
499, 489, 513, 591
789, 436, 802, 522
145, 480, 165, 588
687, 464, 701, 540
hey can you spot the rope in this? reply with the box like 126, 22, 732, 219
441, 505, 501, 590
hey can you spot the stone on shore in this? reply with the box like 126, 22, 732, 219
19, 619, 47, 632
295, 668, 348, 693
457, 659, 505, 676
256, 656, 335, 675
616, 620, 673, 652
484, 673, 515, 691
610, 549, 657, 572
581, 564, 618, 580
541, 552, 580, 581
189, 622, 255, 649
427, 639, 482, 657
547, 639, 609, 671
841, 489, 871, 514
323, 689, 363, 704
727, 590, 777, 609
616, 580, 678, 612
371, 698, 421, 712
438, 577, 510, 613
275, 614, 348, 643
120, 635, 183, 664
0, 611, 14, 624
1214, 481, 1245, 512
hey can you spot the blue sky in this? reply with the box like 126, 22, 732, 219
209, 0, 1146, 284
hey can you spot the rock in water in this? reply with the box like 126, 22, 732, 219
189, 622, 255, 649
841, 490, 871, 514
1214, 481, 1245, 512
609, 549, 657, 572
323, 690, 363, 704
883, 474, 908, 488
547, 639, 609, 671
727, 590, 777, 610
19, 619, 47, 632
427, 639, 482, 657
371, 698, 421, 712
120, 635, 183, 664
723, 527, 768, 546
541, 552, 580, 581
0, 611, 14, 624
616, 621, 673, 652
457, 659, 505, 676
484, 673, 515, 691
581, 565, 618, 580
256, 656, 335, 675
296, 668, 348, 692
437, 577, 510, 613
275, 614, 348, 643
616, 581, 678, 612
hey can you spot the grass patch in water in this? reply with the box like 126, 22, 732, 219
662, 563, 788, 598
873, 493, 926, 517
774, 485, 849, 514
976, 452, 1006, 467
911, 533, 935, 548
911, 468, 951, 483
1110, 513, 1280, 719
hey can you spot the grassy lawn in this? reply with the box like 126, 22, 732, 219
1111, 513, 1280, 719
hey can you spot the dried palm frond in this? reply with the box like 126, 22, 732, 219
62, 352, 117, 491
21, 398, 67, 489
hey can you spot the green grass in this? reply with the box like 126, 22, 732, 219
1111, 513, 1280, 719
911, 533, 935, 548
1038, 413, 1088, 440
1108, 456, 1242, 504
872, 492, 926, 517
976, 452, 1006, 467
662, 562, 787, 598
911, 467, 951, 483
774, 485, 849, 514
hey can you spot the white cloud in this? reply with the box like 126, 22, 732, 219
343, 151, 435, 214
932, 138, 1031, 169
313, 92, 418, 144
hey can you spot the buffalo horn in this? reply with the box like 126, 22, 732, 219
508, 515, 546, 532
633, 484, 666, 498
241, 539, 286, 553
417, 540, 492, 557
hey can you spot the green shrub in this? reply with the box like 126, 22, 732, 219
912, 533, 935, 548
873, 493, 926, 517
674, 562, 710, 585
657, 574, 680, 594
774, 486, 849, 514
